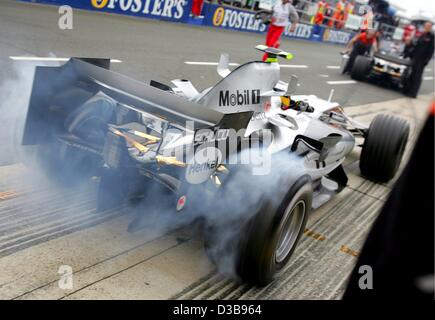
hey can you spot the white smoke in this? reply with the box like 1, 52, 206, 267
128, 147, 306, 279
0, 58, 308, 282
0, 56, 61, 166
0, 60, 36, 165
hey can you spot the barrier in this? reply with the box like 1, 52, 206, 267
18, 0, 193, 22
18, 1, 353, 45
202, 3, 353, 45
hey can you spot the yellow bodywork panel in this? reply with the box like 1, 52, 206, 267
113, 129, 149, 153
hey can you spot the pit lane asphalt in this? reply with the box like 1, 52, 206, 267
0, 94, 430, 299
0, 0, 433, 300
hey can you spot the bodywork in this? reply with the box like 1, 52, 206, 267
22, 48, 369, 212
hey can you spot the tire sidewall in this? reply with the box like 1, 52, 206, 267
360, 114, 410, 182
351, 55, 372, 80
237, 175, 312, 285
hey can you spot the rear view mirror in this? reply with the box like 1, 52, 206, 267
287, 75, 298, 95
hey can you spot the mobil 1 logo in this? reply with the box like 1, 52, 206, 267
219, 89, 260, 107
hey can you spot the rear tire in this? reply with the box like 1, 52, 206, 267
35, 141, 100, 186
97, 168, 147, 212
360, 114, 410, 182
351, 56, 372, 81
205, 172, 312, 286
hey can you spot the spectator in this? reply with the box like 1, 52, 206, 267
344, 0, 354, 23
329, 0, 345, 29
324, 2, 334, 26
312, 0, 327, 25
404, 22, 435, 98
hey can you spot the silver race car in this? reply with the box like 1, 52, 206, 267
21, 46, 409, 285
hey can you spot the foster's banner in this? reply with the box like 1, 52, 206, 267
18, 1, 352, 45
202, 4, 352, 44
19, 0, 192, 22
203, 3, 267, 33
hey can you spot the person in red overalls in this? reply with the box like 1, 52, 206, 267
342, 29, 379, 74
262, 0, 299, 61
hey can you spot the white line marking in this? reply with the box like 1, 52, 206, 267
184, 61, 308, 68
279, 65, 308, 68
425, 68, 432, 72
327, 80, 357, 85
423, 76, 434, 80
319, 74, 330, 78
328, 89, 335, 102
185, 61, 240, 66
10, 56, 122, 63
327, 66, 341, 69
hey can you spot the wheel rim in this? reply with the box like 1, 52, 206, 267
275, 200, 306, 264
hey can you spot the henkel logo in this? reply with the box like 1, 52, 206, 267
185, 147, 222, 184
219, 89, 260, 107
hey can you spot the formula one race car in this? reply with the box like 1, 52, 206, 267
346, 39, 413, 91
22, 46, 409, 285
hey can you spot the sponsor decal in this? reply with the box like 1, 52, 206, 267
212, 7, 225, 26
323, 28, 352, 44
194, 128, 230, 146
185, 147, 222, 184
250, 111, 267, 121
284, 23, 313, 40
91, 0, 108, 9
89, 0, 188, 19
218, 89, 260, 107
19, 0, 191, 22
204, 4, 267, 33
176, 195, 186, 211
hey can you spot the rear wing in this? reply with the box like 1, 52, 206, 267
23, 58, 224, 145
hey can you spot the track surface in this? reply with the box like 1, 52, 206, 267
0, 0, 433, 299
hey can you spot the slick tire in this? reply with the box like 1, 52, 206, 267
351, 55, 372, 81
205, 172, 312, 286
35, 141, 100, 186
360, 114, 410, 182
97, 168, 147, 212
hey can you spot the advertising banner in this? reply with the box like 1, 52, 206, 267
258, 0, 277, 11
282, 22, 316, 41
322, 28, 353, 44
344, 14, 363, 31
202, 3, 268, 33
202, 4, 352, 44
18, 1, 352, 45
18, 0, 192, 22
